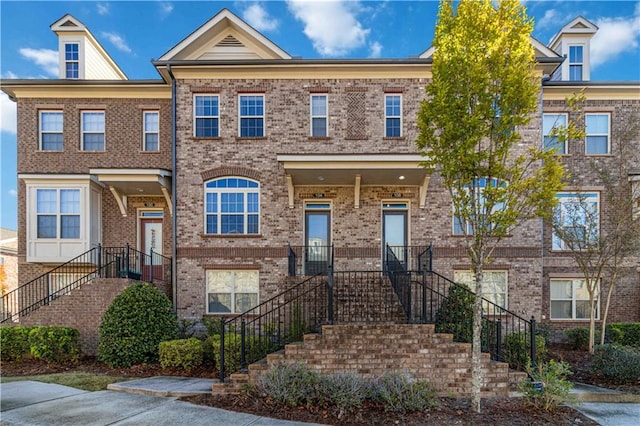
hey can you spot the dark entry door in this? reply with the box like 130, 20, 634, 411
305, 210, 330, 275
383, 209, 407, 270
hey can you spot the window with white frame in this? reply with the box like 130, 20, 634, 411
239, 95, 264, 137
40, 111, 63, 151
385, 94, 402, 137
568, 45, 583, 81
206, 270, 259, 314
65, 43, 79, 79
36, 188, 80, 239
454, 270, 508, 309
81, 111, 105, 151
453, 178, 505, 235
550, 278, 598, 320
543, 113, 567, 154
552, 192, 599, 250
194, 95, 219, 137
585, 113, 610, 155
205, 177, 259, 235
310, 94, 328, 137
143, 111, 159, 151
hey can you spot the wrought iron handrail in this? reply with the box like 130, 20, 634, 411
287, 244, 334, 276
1, 244, 172, 323
219, 273, 329, 380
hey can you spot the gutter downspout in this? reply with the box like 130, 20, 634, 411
167, 64, 178, 312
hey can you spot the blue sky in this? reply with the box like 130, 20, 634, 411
1, 0, 639, 231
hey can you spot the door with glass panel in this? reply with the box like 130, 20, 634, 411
139, 211, 163, 282
304, 203, 331, 276
383, 203, 408, 271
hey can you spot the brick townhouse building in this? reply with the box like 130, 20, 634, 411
1, 10, 638, 344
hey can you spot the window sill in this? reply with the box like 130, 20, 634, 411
201, 234, 263, 239
308, 137, 331, 141
79, 150, 106, 153
550, 318, 598, 321
383, 137, 405, 141
235, 137, 267, 141
584, 153, 612, 157
190, 137, 222, 141
37, 150, 64, 153
140, 150, 162, 154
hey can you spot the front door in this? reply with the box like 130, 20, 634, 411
140, 212, 163, 282
383, 203, 408, 270
304, 203, 331, 275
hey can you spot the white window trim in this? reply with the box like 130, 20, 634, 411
193, 94, 220, 138
238, 94, 265, 138
585, 113, 611, 155
142, 111, 160, 151
454, 269, 508, 310
80, 110, 105, 151
550, 278, 599, 320
552, 192, 600, 251
310, 94, 328, 137
384, 94, 403, 137
542, 113, 568, 154
568, 44, 584, 81
206, 269, 259, 314
39, 110, 64, 151
36, 188, 81, 240
204, 177, 260, 235
64, 42, 79, 79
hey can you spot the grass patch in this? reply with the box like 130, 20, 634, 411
0, 372, 132, 391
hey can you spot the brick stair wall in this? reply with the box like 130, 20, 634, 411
15, 278, 132, 355
214, 324, 525, 398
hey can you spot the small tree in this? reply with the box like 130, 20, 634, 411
417, 0, 564, 412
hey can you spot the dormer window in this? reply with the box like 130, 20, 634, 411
65, 43, 79, 79
569, 45, 583, 81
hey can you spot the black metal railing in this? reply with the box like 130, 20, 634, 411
287, 244, 334, 276
219, 274, 329, 381
384, 244, 432, 273
1, 244, 172, 323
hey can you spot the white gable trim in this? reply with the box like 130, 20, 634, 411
419, 36, 560, 60
548, 16, 598, 49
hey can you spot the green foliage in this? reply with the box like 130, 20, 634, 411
520, 360, 575, 412
605, 323, 640, 348
201, 316, 223, 336
28, 326, 80, 363
502, 332, 547, 371
159, 338, 203, 371
535, 323, 552, 347
176, 319, 198, 339
97, 282, 178, 367
211, 333, 261, 374
372, 372, 439, 413
435, 284, 475, 343
202, 335, 218, 366
315, 373, 371, 414
592, 344, 640, 384
0, 326, 35, 361
565, 327, 600, 351
257, 362, 320, 407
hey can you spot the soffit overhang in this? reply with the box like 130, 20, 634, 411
542, 82, 640, 101
0, 80, 170, 100
89, 168, 172, 196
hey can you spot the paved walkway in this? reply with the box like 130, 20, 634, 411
1, 377, 639, 425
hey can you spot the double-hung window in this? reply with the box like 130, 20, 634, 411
81, 111, 105, 151
65, 43, 79, 79
552, 192, 599, 250
194, 95, 219, 137
385, 94, 402, 137
568, 45, 583, 81
239, 95, 264, 137
585, 113, 610, 155
143, 111, 159, 151
542, 113, 567, 154
206, 270, 259, 314
40, 111, 63, 151
310, 94, 328, 137
453, 178, 505, 235
205, 177, 259, 235
36, 189, 80, 239
550, 278, 597, 320
454, 270, 508, 309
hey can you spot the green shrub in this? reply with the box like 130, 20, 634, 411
435, 284, 475, 343
605, 323, 640, 348
201, 316, 222, 337
177, 319, 198, 339
98, 282, 178, 367
202, 335, 218, 366
592, 344, 640, 384
212, 333, 263, 374
502, 332, 547, 371
315, 373, 371, 414
159, 338, 203, 371
519, 360, 575, 412
565, 327, 600, 351
257, 362, 320, 407
372, 372, 438, 413
0, 326, 35, 361
535, 323, 552, 347
28, 326, 80, 363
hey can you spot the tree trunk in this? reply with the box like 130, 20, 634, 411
471, 266, 484, 413
588, 295, 596, 354
600, 272, 617, 345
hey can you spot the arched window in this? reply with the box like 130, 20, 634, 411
204, 177, 260, 235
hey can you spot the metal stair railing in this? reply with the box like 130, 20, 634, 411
287, 244, 334, 277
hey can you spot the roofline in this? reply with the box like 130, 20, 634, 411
0, 79, 166, 86
542, 80, 640, 87
153, 58, 434, 66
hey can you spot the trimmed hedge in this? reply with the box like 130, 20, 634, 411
592, 344, 640, 384
0, 326, 80, 363
0, 326, 35, 361
159, 338, 203, 371
605, 323, 640, 348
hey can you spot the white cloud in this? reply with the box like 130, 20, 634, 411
0, 92, 17, 134
101, 32, 132, 53
159, 2, 174, 17
18, 48, 58, 76
287, 0, 370, 56
243, 3, 278, 32
536, 9, 575, 32
8, 189, 18, 198
369, 41, 382, 58
591, 4, 640, 69
97, 3, 110, 15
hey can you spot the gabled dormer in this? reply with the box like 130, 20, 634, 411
50, 14, 127, 80
548, 16, 598, 82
